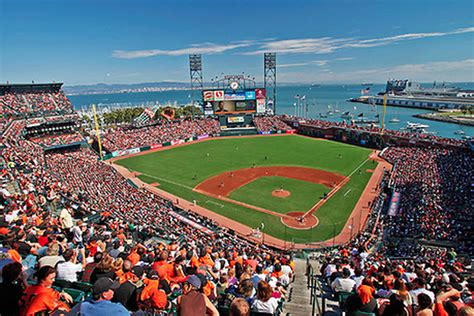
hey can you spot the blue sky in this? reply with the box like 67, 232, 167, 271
1, 0, 473, 85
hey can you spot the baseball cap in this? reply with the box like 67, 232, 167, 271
186, 275, 201, 289
147, 270, 159, 279
131, 266, 144, 278
92, 277, 120, 295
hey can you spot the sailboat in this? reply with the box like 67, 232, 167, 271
334, 101, 340, 113
389, 107, 401, 123
341, 111, 353, 119
327, 105, 334, 116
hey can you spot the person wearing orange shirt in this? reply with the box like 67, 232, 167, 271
139, 270, 170, 311
22, 266, 72, 315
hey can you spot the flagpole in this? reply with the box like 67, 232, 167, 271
381, 94, 387, 134
92, 104, 103, 160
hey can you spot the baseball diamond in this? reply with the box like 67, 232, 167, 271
115, 134, 377, 244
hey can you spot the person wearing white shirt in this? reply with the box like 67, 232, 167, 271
409, 278, 435, 306
56, 248, 86, 283
331, 268, 356, 293
252, 280, 280, 314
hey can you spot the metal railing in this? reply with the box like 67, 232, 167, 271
306, 258, 325, 315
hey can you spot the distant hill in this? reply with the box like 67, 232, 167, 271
63, 81, 189, 95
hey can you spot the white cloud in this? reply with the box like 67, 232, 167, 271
243, 26, 474, 55
278, 59, 474, 83
278, 62, 311, 68
312, 60, 329, 66
334, 57, 354, 61
112, 25, 473, 62
113, 42, 251, 59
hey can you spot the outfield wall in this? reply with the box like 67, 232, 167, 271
282, 119, 466, 150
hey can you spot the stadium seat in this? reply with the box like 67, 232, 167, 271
62, 288, 86, 303
53, 279, 72, 289
72, 281, 92, 293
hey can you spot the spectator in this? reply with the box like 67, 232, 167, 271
68, 277, 129, 315
252, 280, 280, 314
0, 262, 26, 315
113, 265, 145, 312
416, 293, 433, 316
230, 297, 251, 316
56, 248, 86, 282
331, 267, 356, 294
22, 266, 72, 315
177, 275, 219, 316
37, 243, 64, 268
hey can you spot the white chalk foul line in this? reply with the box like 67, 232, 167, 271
206, 200, 225, 208
344, 189, 352, 197
138, 172, 195, 190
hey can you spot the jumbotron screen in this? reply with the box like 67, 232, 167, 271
202, 88, 266, 115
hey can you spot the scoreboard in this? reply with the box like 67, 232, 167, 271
202, 88, 266, 115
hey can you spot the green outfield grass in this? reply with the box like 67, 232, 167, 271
116, 135, 375, 242
229, 176, 329, 215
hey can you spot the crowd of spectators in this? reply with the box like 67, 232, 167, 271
253, 116, 291, 134
28, 132, 84, 148
0, 90, 73, 117
309, 145, 473, 316
280, 115, 466, 147
0, 111, 292, 315
317, 243, 472, 316
380, 147, 472, 252
102, 118, 220, 151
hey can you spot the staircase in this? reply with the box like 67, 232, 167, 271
282, 258, 315, 316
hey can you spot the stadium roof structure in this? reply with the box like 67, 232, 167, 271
0, 82, 64, 94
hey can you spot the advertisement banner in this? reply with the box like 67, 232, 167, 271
245, 91, 256, 100
213, 90, 224, 101
256, 99, 266, 113
255, 88, 266, 99
224, 92, 246, 101
285, 130, 296, 134
170, 139, 185, 146
203, 91, 214, 101
169, 211, 214, 235
227, 116, 244, 123
129, 148, 140, 154
197, 134, 209, 140
150, 144, 163, 149
388, 191, 401, 216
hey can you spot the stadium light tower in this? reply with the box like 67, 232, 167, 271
189, 54, 203, 117
264, 53, 277, 114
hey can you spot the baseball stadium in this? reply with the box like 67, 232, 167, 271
1, 6, 473, 315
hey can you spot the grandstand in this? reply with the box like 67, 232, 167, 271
0, 84, 472, 316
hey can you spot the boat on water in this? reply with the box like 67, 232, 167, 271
319, 113, 328, 118
362, 83, 373, 86
341, 111, 353, 119
454, 130, 465, 135
403, 122, 433, 134
389, 118, 401, 123
352, 117, 380, 124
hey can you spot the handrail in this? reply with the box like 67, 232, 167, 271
306, 259, 323, 316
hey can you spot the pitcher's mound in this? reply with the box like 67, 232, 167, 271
272, 189, 291, 198
281, 212, 319, 229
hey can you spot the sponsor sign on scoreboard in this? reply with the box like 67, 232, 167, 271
255, 88, 266, 99
256, 98, 266, 113
213, 90, 224, 101
203, 91, 214, 101
224, 92, 246, 101
245, 91, 256, 100
227, 116, 245, 123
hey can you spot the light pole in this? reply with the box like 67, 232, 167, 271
294, 95, 300, 117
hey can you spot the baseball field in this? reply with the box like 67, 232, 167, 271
115, 135, 376, 244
